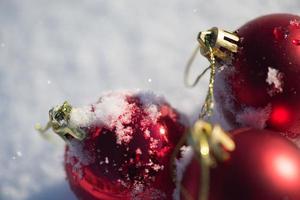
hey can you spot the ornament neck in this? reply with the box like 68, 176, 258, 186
35, 101, 86, 141
198, 27, 239, 63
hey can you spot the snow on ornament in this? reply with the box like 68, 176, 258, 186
37, 90, 187, 200
215, 14, 300, 138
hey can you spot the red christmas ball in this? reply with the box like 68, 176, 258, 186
64, 91, 186, 200
214, 13, 300, 137
181, 128, 300, 200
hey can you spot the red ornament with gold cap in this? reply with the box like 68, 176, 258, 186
181, 13, 300, 200
210, 13, 300, 137
185, 13, 300, 137
37, 91, 186, 200
181, 124, 300, 200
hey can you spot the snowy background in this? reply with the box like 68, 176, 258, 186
0, 0, 298, 199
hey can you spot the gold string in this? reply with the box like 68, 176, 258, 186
183, 36, 217, 119
184, 45, 209, 88
190, 120, 235, 200
199, 44, 216, 119
191, 120, 212, 200
179, 34, 218, 200
181, 32, 235, 199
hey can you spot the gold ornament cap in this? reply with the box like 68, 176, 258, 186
198, 27, 239, 62
35, 101, 86, 141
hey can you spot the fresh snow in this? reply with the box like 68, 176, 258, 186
236, 105, 272, 129
266, 67, 284, 95
0, 1, 298, 200
173, 146, 194, 200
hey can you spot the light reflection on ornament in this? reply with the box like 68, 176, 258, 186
159, 126, 166, 135
274, 155, 297, 181
292, 39, 300, 45
263, 140, 300, 192
270, 106, 290, 125
158, 125, 169, 142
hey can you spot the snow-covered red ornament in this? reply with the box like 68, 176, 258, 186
187, 13, 300, 138
40, 91, 186, 200
182, 127, 300, 200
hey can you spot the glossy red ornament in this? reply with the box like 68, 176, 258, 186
214, 13, 300, 137
64, 91, 186, 200
181, 128, 300, 200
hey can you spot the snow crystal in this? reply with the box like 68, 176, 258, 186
212, 65, 236, 130
144, 129, 151, 138
94, 92, 131, 124
69, 105, 95, 127
11, 151, 23, 160
149, 138, 159, 149
290, 19, 300, 27
136, 148, 142, 155
69, 92, 128, 128
145, 104, 160, 123
173, 146, 194, 200
152, 164, 163, 172
266, 67, 284, 95
139, 91, 166, 123
115, 120, 134, 144
16, 151, 23, 157
131, 183, 167, 200
69, 90, 168, 145
214, 66, 283, 130
236, 104, 272, 129
138, 90, 165, 108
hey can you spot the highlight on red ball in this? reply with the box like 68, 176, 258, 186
269, 106, 291, 128
264, 145, 300, 189
274, 155, 298, 181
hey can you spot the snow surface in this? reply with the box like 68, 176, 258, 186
0, 1, 299, 200
70, 91, 131, 128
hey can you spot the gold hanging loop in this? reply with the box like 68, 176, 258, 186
190, 120, 235, 200
177, 27, 239, 200
184, 27, 239, 119
199, 43, 216, 119
184, 45, 206, 88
